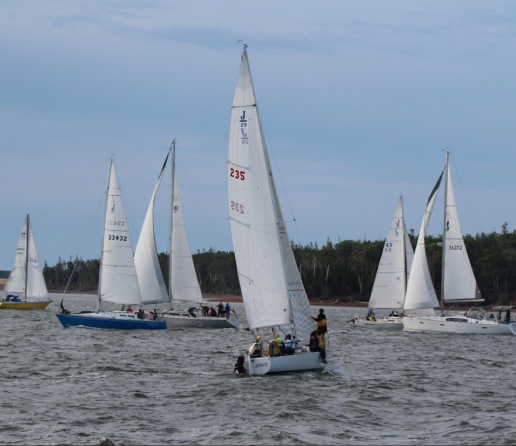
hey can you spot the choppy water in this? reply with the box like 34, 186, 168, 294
1, 293, 516, 445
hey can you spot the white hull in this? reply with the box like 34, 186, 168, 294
162, 313, 242, 329
352, 316, 403, 329
245, 351, 325, 375
403, 316, 516, 335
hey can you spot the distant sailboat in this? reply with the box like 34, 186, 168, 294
0, 215, 51, 310
134, 142, 241, 329
403, 151, 516, 335
56, 160, 167, 329
229, 47, 325, 375
353, 196, 413, 328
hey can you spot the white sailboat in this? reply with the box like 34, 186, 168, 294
0, 215, 51, 310
229, 46, 325, 375
134, 142, 241, 329
403, 152, 516, 335
56, 160, 166, 329
352, 196, 413, 329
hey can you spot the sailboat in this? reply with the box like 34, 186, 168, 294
0, 215, 51, 310
134, 142, 241, 329
403, 151, 516, 335
56, 160, 167, 329
229, 46, 325, 375
352, 196, 414, 328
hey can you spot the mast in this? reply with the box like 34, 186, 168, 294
400, 196, 407, 298
168, 140, 176, 306
97, 160, 112, 313
440, 151, 450, 316
25, 214, 30, 299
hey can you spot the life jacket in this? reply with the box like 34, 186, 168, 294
317, 318, 327, 328
309, 335, 319, 348
268, 340, 280, 356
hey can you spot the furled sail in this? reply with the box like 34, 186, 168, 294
442, 162, 480, 302
228, 48, 303, 334
100, 161, 142, 305
404, 173, 443, 313
135, 154, 170, 305
369, 196, 407, 309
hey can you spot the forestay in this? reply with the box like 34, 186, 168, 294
100, 161, 142, 306
228, 48, 315, 341
135, 155, 170, 305
442, 162, 480, 302
369, 196, 407, 309
404, 173, 443, 313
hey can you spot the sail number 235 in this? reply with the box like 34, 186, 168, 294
230, 168, 245, 181
231, 201, 245, 214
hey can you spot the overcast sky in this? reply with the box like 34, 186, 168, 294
1, 1, 515, 270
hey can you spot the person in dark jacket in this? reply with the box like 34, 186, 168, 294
312, 308, 327, 348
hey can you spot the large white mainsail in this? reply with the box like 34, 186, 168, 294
5, 215, 48, 300
99, 161, 142, 306
404, 173, 443, 315
135, 155, 170, 305
228, 47, 314, 343
442, 155, 481, 303
369, 196, 408, 309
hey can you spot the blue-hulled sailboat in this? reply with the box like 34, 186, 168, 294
56, 160, 167, 330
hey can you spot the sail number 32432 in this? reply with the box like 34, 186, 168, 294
231, 201, 245, 214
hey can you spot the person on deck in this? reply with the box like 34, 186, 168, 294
209, 307, 217, 317
506, 308, 511, 324
202, 305, 209, 317
312, 308, 327, 348
217, 302, 225, 318
126, 306, 133, 313
225, 303, 231, 318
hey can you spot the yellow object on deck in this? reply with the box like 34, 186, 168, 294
0, 301, 51, 310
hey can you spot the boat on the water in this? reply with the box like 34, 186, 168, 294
0, 215, 51, 310
403, 151, 516, 335
353, 196, 413, 329
134, 142, 241, 329
229, 46, 326, 375
56, 160, 166, 330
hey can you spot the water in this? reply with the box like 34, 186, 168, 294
2, 294, 516, 445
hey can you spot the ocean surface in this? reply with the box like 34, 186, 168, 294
2, 293, 516, 445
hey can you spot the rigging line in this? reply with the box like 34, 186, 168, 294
258, 108, 302, 248
449, 153, 483, 235
62, 191, 105, 295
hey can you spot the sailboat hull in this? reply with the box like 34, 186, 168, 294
0, 301, 51, 310
352, 316, 403, 329
56, 313, 167, 330
245, 351, 325, 375
162, 314, 241, 329
403, 316, 516, 335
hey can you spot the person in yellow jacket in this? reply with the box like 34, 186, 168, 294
312, 308, 327, 348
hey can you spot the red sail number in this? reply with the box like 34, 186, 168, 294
230, 168, 245, 181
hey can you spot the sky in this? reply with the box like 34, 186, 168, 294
1, 1, 516, 270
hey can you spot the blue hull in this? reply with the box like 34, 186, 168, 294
56, 313, 167, 330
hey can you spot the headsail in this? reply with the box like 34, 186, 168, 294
170, 168, 203, 305
25, 217, 48, 300
369, 196, 407, 309
442, 158, 480, 302
404, 172, 443, 313
99, 161, 142, 306
135, 154, 170, 305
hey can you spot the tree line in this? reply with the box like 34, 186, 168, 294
40, 224, 516, 305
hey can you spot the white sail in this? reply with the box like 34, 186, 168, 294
228, 48, 314, 337
99, 161, 142, 306
4, 218, 28, 296
404, 173, 443, 313
442, 162, 480, 302
25, 217, 48, 300
369, 196, 407, 309
135, 155, 170, 305
170, 171, 203, 305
